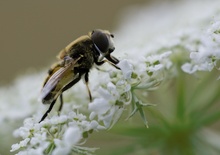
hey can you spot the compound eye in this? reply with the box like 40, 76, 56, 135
91, 30, 109, 53
109, 47, 115, 53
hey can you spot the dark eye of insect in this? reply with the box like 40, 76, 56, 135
91, 30, 109, 53
110, 34, 114, 38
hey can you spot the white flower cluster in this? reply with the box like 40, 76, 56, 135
0, 73, 43, 124
114, 0, 220, 75
181, 20, 220, 74
11, 109, 102, 155
88, 49, 172, 129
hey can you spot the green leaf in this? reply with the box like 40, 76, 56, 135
138, 105, 148, 128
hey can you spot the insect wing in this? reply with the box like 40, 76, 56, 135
40, 57, 80, 103
40, 65, 70, 102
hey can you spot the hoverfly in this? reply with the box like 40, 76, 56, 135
39, 29, 120, 122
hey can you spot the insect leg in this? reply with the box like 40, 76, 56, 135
95, 60, 105, 66
84, 72, 92, 102
95, 59, 120, 70
39, 99, 57, 123
62, 73, 81, 92
58, 93, 63, 114
104, 60, 120, 70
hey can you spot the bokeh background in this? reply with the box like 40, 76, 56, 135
0, 0, 152, 85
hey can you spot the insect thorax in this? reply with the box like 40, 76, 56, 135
68, 39, 99, 72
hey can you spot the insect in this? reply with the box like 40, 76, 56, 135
39, 29, 120, 122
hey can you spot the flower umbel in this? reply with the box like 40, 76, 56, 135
181, 20, 220, 74
11, 50, 172, 154
11, 110, 101, 155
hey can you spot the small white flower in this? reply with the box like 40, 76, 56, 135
89, 111, 97, 120
116, 79, 131, 93
57, 115, 68, 124
63, 126, 82, 145
89, 98, 111, 115
53, 139, 71, 155
13, 127, 29, 139
159, 51, 172, 59
97, 87, 113, 100
22, 138, 30, 147
147, 64, 164, 72
30, 132, 47, 146
100, 106, 122, 128
19, 138, 30, 148
117, 59, 133, 79
143, 51, 173, 76
89, 120, 106, 130
89, 120, 99, 129
52, 126, 82, 155
10, 143, 20, 152
181, 63, 198, 74
107, 82, 118, 96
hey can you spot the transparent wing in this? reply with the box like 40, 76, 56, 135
40, 57, 80, 103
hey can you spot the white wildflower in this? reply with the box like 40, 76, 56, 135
145, 51, 172, 74
10, 138, 30, 152
117, 59, 133, 79
53, 139, 71, 155
63, 126, 82, 146
181, 63, 198, 74
181, 19, 220, 74
16, 147, 46, 155
89, 98, 111, 116
11, 108, 103, 154
10, 143, 20, 152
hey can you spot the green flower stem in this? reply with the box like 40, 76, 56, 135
190, 74, 220, 127
44, 142, 56, 155
188, 73, 213, 104
176, 70, 186, 121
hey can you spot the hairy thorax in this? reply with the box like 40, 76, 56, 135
58, 36, 98, 73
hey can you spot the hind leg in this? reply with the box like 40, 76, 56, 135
39, 99, 57, 123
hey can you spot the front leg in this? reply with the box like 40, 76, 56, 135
95, 59, 120, 70
95, 60, 105, 66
